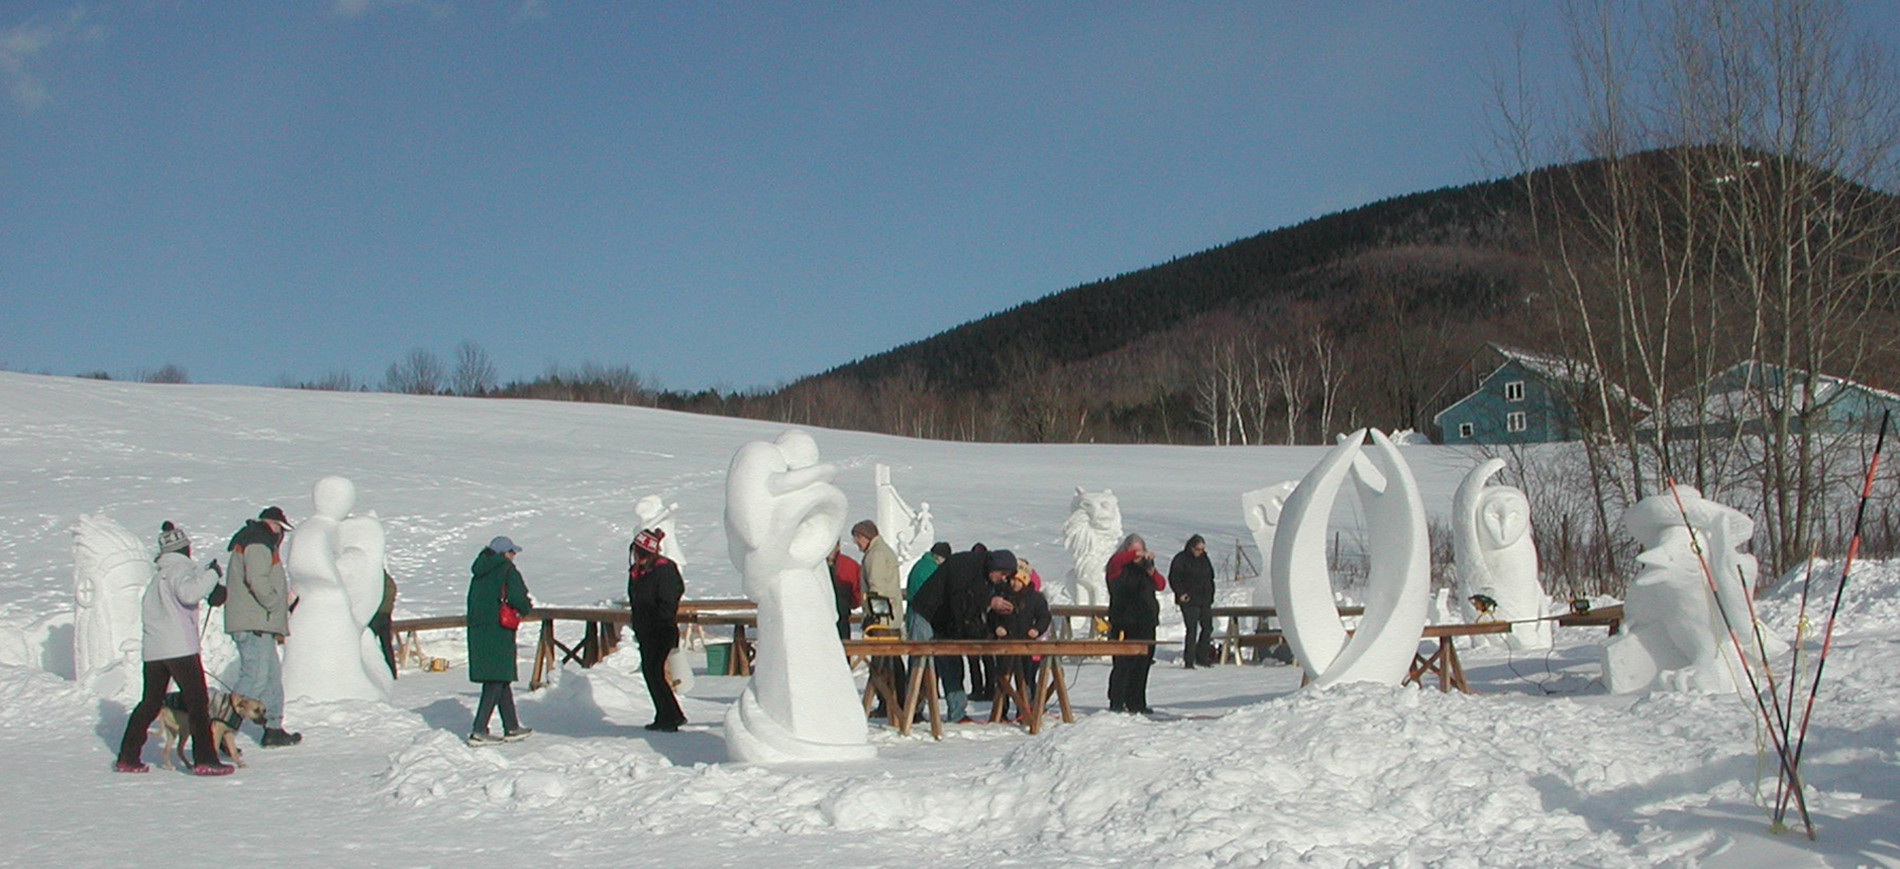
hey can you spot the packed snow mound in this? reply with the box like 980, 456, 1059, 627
1759, 559, 1900, 635
370, 669, 1816, 868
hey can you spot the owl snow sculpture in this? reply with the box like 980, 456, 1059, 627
1451, 459, 1550, 650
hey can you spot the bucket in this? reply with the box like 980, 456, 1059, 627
705, 642, 732, 675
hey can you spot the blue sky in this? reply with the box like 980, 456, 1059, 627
2, 2, 1893, 392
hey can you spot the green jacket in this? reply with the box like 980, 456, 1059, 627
465, 549, 533, 683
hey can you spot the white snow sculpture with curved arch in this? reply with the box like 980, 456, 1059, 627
1240, 480, 1299, 608
1603, 486, 1785, 694
71, 514, 150, 698
1270, 429, 1430, 688
723, 430, 875, 764
874, 464, 935, 579
633, 495, 687, 568
1451, 459, 1550, 650
1061, 488, 1123, 607
282, 476, 392, 703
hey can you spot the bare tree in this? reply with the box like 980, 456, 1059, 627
383, 348, 446, 395
138, 363, 189, 384
452, 341, 498, 396
1500, 0, 1900, 573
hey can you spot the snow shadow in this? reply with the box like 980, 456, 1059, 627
412, 697, 475, 734
92, 698, 128, 752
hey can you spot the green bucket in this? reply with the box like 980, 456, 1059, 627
705, 642, 732, 675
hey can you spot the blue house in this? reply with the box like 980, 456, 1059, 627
1434, 345, 1642, 445
1639, 361, 1900, 440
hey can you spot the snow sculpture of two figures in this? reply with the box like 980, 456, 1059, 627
72, 514, 150, 698
281, 476, 393, 703
1240, 481, 1299, 608
1272, 430, 1431, 688
1061, 488, 1123, 606
1451, 459, 1550, 650
723, 430, 875, 764
1603, 486, 1786, 694
633, 495, 688, 568
874, 464, 935, 577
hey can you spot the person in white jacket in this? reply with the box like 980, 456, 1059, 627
115, 522, 233, 776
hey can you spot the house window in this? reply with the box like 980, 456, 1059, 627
1504, 381, 1526, 402
1506, 411, 1528, 432
1458, 422, 1474, 439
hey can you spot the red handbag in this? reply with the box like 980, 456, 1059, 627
498, 584, 521, 630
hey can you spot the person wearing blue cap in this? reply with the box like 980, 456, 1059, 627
465, 535, 534, 745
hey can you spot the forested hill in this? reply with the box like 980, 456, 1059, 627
730, 146, 1898, 446
825, 175, 1529, 392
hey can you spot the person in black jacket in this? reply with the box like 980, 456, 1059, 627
911, 544, 990, 722
985, 550, 1050, 719
1106, 539, 1163, 714
1169, 535, 1217, 668
628, 528, 686, 732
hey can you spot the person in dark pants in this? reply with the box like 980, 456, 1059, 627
1106, 535, 1164, 714
629, 528, 687, 732
465, 536, 533, 746
117, 522, 233, 775
985, 550, 1051, 720
1169, 535, 1216, 668
911, 543, 990, 722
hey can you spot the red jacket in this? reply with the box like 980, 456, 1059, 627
830, 553, 862, 607
1106, 548, 1166, 591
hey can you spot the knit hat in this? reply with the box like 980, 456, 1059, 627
157, 521, 190, 555
929, 541, 952, 559
487, 536, 521, 554
633, 528, 666, 555
986, 549, 1017, 576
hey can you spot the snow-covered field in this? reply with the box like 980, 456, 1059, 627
1, 371, 1895, 868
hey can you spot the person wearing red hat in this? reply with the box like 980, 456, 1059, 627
629, 528, 686, 732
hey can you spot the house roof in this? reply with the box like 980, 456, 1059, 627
1638, 361, 1900, 430
1431, 344, 1649, 425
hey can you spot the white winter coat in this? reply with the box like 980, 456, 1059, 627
140, 552, 221, 661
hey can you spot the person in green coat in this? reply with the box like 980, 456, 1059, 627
465, 536, 534, 746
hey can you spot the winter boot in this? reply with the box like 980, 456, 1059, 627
466, 732, 504, 747
261, 727, 303, 748
192, 762, 235, 776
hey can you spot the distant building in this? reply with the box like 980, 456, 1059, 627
1638, 361, 1900, 440
1433, 344, 1644, 445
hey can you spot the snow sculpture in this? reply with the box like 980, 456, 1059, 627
723, 430, 875, 764
1271, 429, 1430, 688
1603, 486, 1785, 694
1240, 480, 1299, 608
1451, 459, 1550, 650
1061, 488, 1123, 607
71, 514, 150, 697
282, 476, 392, 703
874, 464, 935, 578
633, 495, 687, 568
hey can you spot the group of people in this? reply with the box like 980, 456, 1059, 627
453, 518, 1220, 747
116, 507, 335, 775
460, 525, 689, 746
890, 530, 1218, 719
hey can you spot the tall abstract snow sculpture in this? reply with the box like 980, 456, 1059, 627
1603, 486, 1785, 694
1240, 480, 1299, 608
874, 464, 935, 578
1061, 488, 1123, 606
282, 476, 392, 703
1271, 429, 1430, 688
723, 430, 875, 763
71, 514, 150, 697
633, 495, 687, 568
1451, 459, 1550, 650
